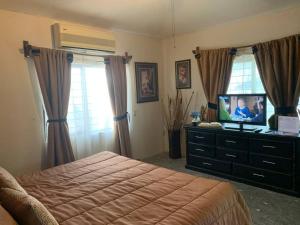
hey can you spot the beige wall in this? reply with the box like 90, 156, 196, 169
114, 31, 165, 161
161, 4, 300, 153
1, 4, 300, 175
0, 9, 165, 175
162, 4, 300, 109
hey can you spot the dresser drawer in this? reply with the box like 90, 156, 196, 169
188, 155, 231, 173
188, 143, 215, 157
249, 153, 292, 174
250, 139, 293, 158
216, 134, 248, 150
188, 131, 215, 145
216, 147, 248, 163
233, 164, 292, 189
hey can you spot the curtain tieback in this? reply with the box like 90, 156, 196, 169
275, 106, 296, 115
47, 118, 67, 123
114, 112, 128, 122
208, 102, 218, 110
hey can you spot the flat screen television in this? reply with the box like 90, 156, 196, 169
217, 94, 267, 126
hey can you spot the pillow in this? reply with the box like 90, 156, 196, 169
0, 188, 58, 225
0, 167, 26, 193
0, 205, 18, 225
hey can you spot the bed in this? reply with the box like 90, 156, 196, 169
15, 151, 251, 225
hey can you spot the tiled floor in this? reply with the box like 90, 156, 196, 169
143, 153, 300, 225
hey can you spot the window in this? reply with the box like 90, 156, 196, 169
68, 56, 114, 159
227, 54, 274, 119
68, 65, 113, 133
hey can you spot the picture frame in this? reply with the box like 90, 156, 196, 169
135, 62, 159, 103
175, 59, 191, 89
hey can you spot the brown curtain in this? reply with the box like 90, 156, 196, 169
33, 48, 75, 168
105, 56, 131, 157
253, 34, 300, 126
195, 48, 235, 121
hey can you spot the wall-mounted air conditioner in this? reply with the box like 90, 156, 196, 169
51, 23, 116, 55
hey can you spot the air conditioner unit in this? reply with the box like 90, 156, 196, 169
51, 23, 116, 54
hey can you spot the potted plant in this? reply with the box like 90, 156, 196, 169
162, 90, 194, 159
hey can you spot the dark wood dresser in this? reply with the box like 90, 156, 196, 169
185, 125, 300, 196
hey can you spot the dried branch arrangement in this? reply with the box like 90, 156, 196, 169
162, 90, 194, 131
200, 105, 208, 122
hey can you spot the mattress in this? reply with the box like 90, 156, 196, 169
17, 151, 251, 225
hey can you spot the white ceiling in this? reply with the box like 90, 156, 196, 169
0, 0, 299, 37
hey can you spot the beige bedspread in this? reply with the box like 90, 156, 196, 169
17, 151, 251, 225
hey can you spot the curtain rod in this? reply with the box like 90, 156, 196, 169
66, 47, 132, 64
192, 44, 256, 58
22, 40, 133, 64
23, 40, 74, 63
192, 34, 300, 58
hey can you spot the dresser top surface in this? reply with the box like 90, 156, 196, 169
185, 124, 300, 140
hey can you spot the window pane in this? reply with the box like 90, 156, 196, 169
227, 54, 274, 120
85, 67, 113, 131
68, 65, 113, 134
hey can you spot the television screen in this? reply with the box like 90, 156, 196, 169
218, 94, 267, 125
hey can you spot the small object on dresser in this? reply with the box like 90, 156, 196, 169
191, 111, 201, 126
198, 122, 210, 128
210, 122, 222, 128
198, 122, 222, 128
265, 130, 272, 133
278, 116, 300, 134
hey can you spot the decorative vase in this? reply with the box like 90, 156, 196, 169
168, 129, 181, 159
268, 114, 277, 130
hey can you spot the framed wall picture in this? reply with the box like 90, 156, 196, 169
135, 62, 159, 103
175, 59, 191, 89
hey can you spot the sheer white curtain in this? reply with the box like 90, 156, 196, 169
68, 55, 114, 159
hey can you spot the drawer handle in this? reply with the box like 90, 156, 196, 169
202, 162, 212, 166
225, 153, 237, 158
195, 136, 205, 139
252, 173, 265, 178
262, 160, 276, 165
262, 145, 276, 149
195, 148, 205, 152
225, 140, 236, 144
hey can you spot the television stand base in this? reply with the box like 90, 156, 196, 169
224, 126, 256, 131
224, 123, 256, 132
